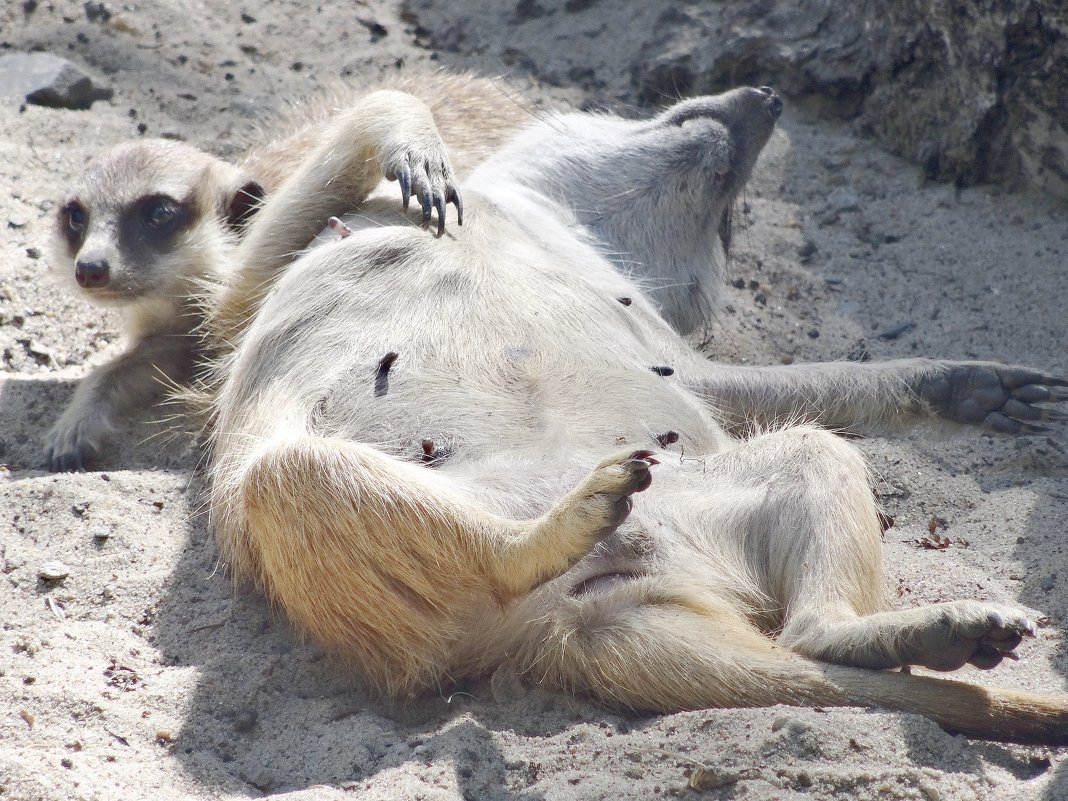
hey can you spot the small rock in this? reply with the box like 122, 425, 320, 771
83, 1, 111, 23
39, 560, 70, 581
878, 321, 915, 340
771, 715, 790, 732
0, 53, 113, 110
25, 247, 41, 259
797, 239, 818, 260
827, 186, 860, 213
1041, 574, 1057, 592
91, 526, 111, 540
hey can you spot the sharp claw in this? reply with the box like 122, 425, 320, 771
984, 412, 1021, 434
447, 187, 463, 226
1018, 423, 1052, 435
420, 187, 433, 228
399, 167, 412, 212
434, 193, 446, 237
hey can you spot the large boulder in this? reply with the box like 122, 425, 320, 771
408, 0, 1067, 198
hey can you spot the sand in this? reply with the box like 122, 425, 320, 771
2, 1, 1066, 799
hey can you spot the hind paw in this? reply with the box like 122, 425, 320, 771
572, 449, 658, 536
905, 601, 1037, 672
543, 449, 657, 556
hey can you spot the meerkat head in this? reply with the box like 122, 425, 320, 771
657, 86, 783, 256
52, 139, 264, 307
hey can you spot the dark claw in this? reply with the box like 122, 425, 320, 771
434, 192, 446, 238
419, 186, 433, 228
447, 186, 463, 226
398, 166, 412, 212
1014, 384, 1054, 403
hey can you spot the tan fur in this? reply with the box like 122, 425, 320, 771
200, 83, 1068, 745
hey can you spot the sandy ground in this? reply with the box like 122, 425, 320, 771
2, 2, 1067, 799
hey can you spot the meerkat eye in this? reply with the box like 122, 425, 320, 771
142, 197, 179, 229
64, 202, 88, 233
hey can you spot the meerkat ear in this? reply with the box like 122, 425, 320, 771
226, 180, 266, 232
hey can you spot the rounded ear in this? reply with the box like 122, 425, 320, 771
226, 180, 266, 232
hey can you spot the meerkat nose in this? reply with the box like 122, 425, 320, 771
756, 86, 784, 119
75, 259, 110, 288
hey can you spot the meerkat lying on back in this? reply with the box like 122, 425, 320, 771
199, 84, 1068, 744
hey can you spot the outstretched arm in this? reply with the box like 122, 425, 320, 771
214, 89, 461, 341
685, 357, 1068, 435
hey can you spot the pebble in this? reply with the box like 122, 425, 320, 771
0, 53, 113, 110
1041, 574, 1056, 592
91, 526, 111, 541
827, 186, 860, 213
39, 560, 70, 581
878, 321, 915, 340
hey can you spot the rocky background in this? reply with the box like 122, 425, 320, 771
1, 1, 1067, 800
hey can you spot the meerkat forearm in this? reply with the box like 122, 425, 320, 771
46, 329, 195, 470
215, 90, 460, 341
686, 357, 1068, 435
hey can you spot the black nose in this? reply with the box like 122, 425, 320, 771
75, 259, 110, 288
756, 86, 783, 119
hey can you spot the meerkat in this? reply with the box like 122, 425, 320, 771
201, 84, 1068, 744
45, 73, 535, 471
46, 139, 263, 471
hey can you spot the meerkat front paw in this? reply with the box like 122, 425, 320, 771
918, 361, 1068, 434
46, 409, 113, 472
381, 143, 462, 236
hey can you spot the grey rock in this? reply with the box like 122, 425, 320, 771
827, 186, 860, 213
0, 53, 113, 110
39, 560, 70, 581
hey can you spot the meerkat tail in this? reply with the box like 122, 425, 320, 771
511, 600, 1068, 746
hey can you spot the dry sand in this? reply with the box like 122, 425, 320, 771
2, 1, 1067, 799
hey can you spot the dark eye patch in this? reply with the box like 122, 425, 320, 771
118, 193, 194, 263
137, 195, 187, 237
59, 200, 88, 249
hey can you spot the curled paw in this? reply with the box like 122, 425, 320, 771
568, 449, 658, 537
919, 361, 1068, 435
384, 148, 462, 237
907, 601, 1037, 672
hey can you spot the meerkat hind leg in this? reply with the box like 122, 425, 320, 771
736, 428, 1039, 671
238, 435, 653, 691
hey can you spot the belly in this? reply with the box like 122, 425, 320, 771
236, 215, 727, 469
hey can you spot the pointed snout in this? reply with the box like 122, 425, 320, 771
756, 86, 783, 119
